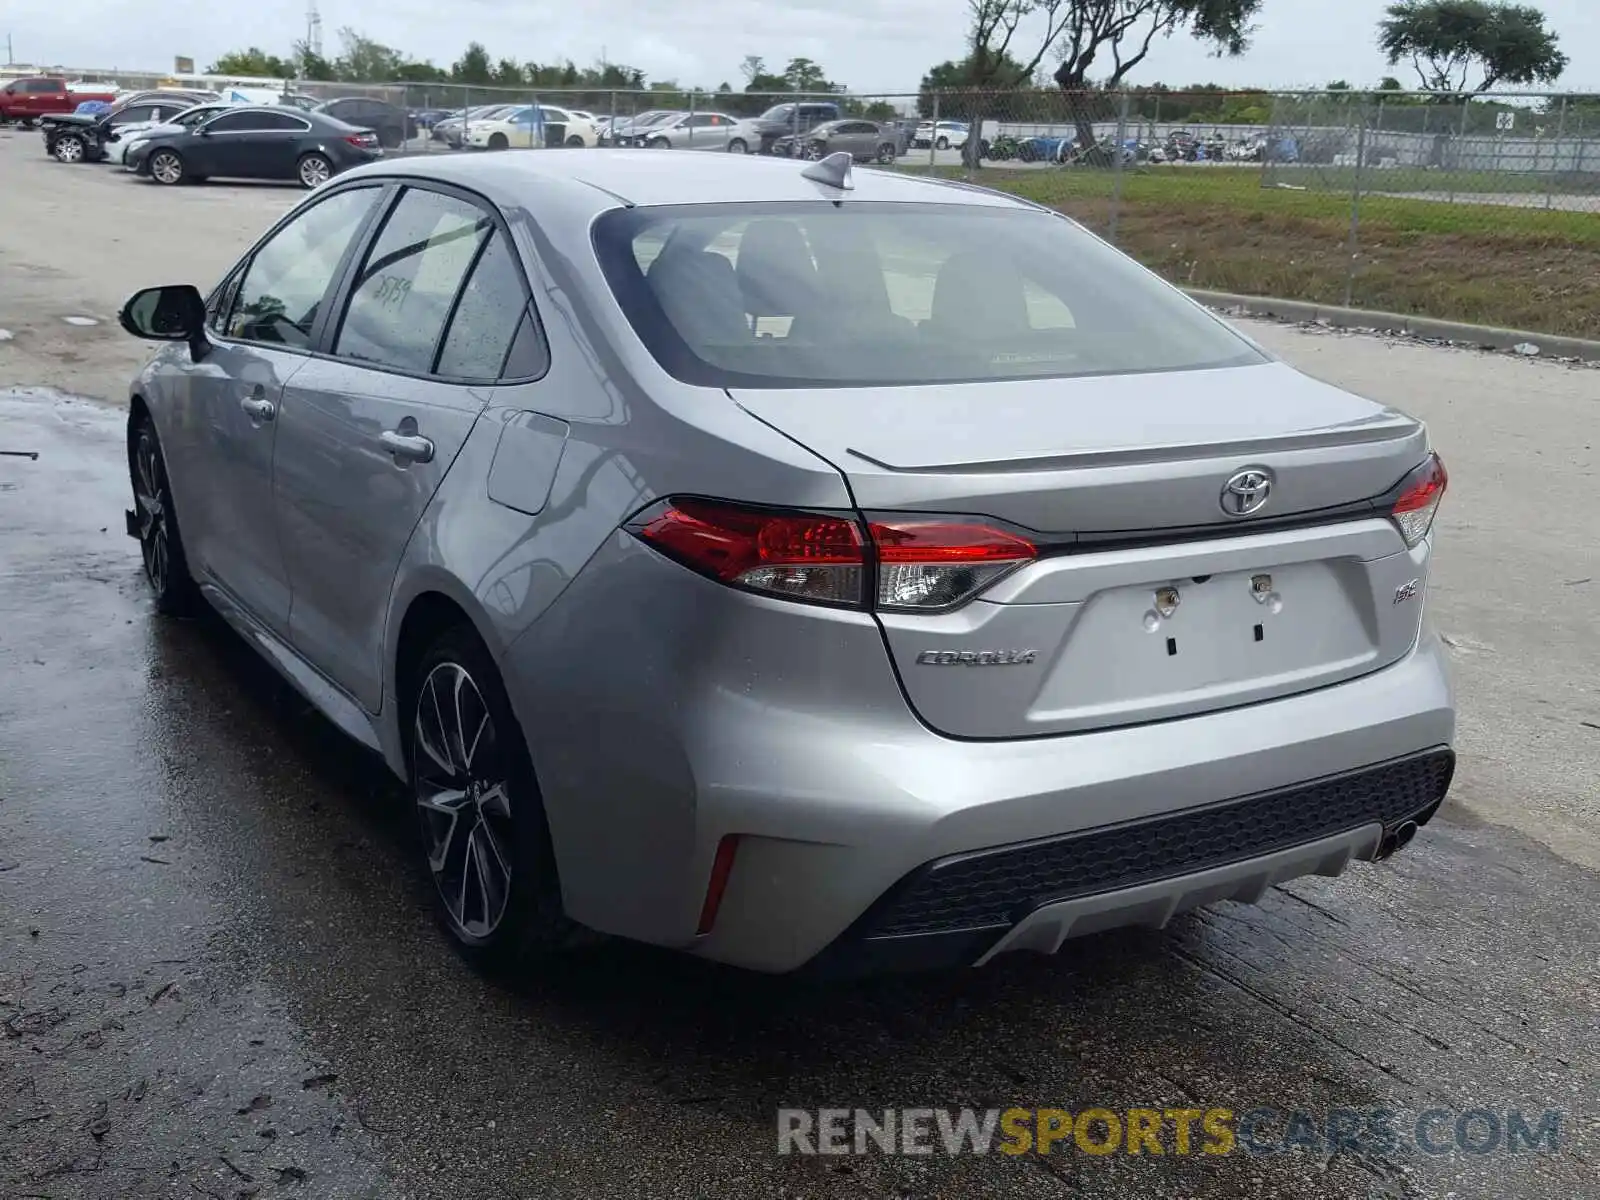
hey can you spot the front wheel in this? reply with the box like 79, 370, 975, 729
803, 140, 826, 161
647, 136, 670, 149
487, 132, 508, 151
129, 419, 199, 616
935, 136, 950, 150
409, 626, 571, 968
297, 152, 332, 189
54, 133, 87, 164
148, 149, 185, 185
876, 143, 896, 164
727, 137, 747, 154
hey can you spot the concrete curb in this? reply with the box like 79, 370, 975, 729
1184, 289, 1600, 364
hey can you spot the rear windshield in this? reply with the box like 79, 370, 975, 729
591, 202, 1265, 389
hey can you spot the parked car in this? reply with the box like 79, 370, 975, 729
109, 101, 247, 168
434, 105, 517, 148
314, 97, 414, 149
912, 120, 970, 150
1, 76, 117, 126
465, 105, 600, 150
604, 109, 679, 146
126, 106, 381, 188
115, 150, 1454, 977
41, 91, 218, 164
733, 100, 843, 155
409, 107, 452, 131
636, 111, 741, 150
782, 119, 901, 164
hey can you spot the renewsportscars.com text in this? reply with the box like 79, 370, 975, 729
777, 1107, 1562, 1158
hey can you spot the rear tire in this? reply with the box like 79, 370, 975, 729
935, 135, 950, 150
296, 152, 332, 189
876, 142, 896, 164
564, 134, 584, 147
487, 132, 508, 151
129, 417, 199, 617
727, 137, 747, 154
408, 625, 572, 970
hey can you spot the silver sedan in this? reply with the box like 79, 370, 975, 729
115, 150, 1455, 977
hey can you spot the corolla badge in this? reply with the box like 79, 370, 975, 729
916, 649, 1038, 666
1221, 468, 1273, 517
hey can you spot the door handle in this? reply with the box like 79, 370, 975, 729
380, 429, 435, 464
240, 395, 275, 421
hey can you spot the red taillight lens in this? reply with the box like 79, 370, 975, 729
631, 498, 866, 607
871, 520, 1036, 611
629, 499, 1035, 611
1391, 453, 1448, 548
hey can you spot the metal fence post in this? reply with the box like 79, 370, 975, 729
1109, 90, 1130, 243
1343, 105, 1368, 309
687, 89, 696, 147
928, 91, 940, 172
1547, 96, 1568, 210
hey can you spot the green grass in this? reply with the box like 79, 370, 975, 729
897, 165, 1600, 338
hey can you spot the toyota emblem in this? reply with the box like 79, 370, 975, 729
1221, 468, 1273, 517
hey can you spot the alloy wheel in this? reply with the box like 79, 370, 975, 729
150, 151, 182, 185
413, 662, 515, 940
132, 432, 170, 593
299, 155, 331, 188
55, 136, 84, 163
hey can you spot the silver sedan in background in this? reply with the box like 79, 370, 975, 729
115, 150, 1454, 979
634, 111, 742, 150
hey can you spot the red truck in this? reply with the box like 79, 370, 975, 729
0, 77, 119, 126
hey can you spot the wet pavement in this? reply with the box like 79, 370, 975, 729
2, 373, 1598, 1199
4, 130, 1600, 1197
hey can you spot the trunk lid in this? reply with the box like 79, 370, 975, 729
731, 362, 1435, 738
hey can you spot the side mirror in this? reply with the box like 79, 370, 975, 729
119, 285, 208, 359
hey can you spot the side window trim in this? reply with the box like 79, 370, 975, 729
321, 178, 548, 383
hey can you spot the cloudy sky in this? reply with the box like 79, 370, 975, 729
7, 0, 1597, 94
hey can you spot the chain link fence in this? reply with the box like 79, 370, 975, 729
50, 68, 1599, 338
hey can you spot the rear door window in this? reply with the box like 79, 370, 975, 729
435, 232, 544, 381
332, 187, 494, 375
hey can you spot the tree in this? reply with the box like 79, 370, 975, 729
918, 52, 1030, 117
782, 57, 841, 93
335, 28, 410, 82
1378, 1, 1567, 93
208, 47, 295, 77
1051, 0, 1262, 91
452, 42, 494, 86
952, 1, 1263, 166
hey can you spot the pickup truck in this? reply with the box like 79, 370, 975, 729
0, 77, 118, 126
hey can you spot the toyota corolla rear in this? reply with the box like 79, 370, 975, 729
509, 190, 1455, 975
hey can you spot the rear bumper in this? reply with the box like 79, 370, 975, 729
803, 748, 1452, 978
503, 536, 1456, 975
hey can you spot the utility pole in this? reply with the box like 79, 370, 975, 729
6, 33, 14, 66
305, 0, 324, 59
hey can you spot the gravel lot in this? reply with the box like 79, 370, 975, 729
1, 128, 1598, 1200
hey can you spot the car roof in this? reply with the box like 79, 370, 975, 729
343, 147, 1040, 212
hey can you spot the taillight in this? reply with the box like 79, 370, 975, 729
628, 498, 1036, 612
870, 519, 1035, 611
1390, 453, 1448, 548
629, 498, 867, 607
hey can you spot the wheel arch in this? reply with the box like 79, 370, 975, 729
385, 581, 507, 777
